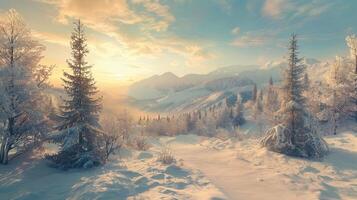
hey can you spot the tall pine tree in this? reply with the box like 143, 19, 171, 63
281, 34, 306, 137
261, 34, 328, 158
252, 83, 257, 102
48, 20, 103, 169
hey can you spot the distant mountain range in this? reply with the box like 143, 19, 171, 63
127, 58, 327, 113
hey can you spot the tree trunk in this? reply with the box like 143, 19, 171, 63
355, 55, 357, 122
0, 137, 10, 165
0, 139, 5, 163
355, 54, 357, 74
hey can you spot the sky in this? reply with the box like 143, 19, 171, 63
0, 0, 356, 87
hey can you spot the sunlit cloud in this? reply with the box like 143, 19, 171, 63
262, 0, 288, 19
231, 32, 272, 47
32, 30, 68, 46
231, 27, 240, 35
36, 0, 211, 66
262, 0, 332, 19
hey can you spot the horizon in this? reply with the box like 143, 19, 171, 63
1, 0, 356, 88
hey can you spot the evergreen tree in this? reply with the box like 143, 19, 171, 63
253, 90, 263, 119
225, 93, 237, 107
261, 34, 328, 158
252, 83, 257, 102
264, 79, 279, 119
233, 99, 245, 127
303, 73, 310, 90
48, 20, 103, 169
280, 34, 306, 136
269, 76, 274, 86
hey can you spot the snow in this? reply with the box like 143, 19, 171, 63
0, 142, 226, 200
1, 130, 357, 199
166, 131, 357, 200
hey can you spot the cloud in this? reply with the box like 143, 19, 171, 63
231, 27, 240, 35
262, 0, 288, 18
231, 33, 270, 47
132, 0, 175, 31
32, 30, 68, 46
37, 0, 212, 66
262, 0, 332, 19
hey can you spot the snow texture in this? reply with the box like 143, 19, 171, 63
260, 124, 329, 158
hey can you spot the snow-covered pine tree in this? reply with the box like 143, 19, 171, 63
47, 20, 103, 169
252, 83, 257, 102
253, 90, 263, 119
0, 10, 52, 164
346, 35, 357, 122
233, 98, 245, 128
269, 76, 274, 86
303, 73, 310, 90
281, 34, 306, 134
263, 78, 279, 121
261, 34, 328, 158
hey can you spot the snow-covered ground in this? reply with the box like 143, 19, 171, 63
0, 144, 225, 200
1, 130, 357, 200
164, 131, 357, 200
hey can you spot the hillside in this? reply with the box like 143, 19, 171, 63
127, 58, 326, 113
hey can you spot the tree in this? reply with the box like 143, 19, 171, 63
263, 79, 279, 121
280, 34, 306, 136
303, 73, 310, 90
327, 57, 347, 135
233, 99, 245, 127
252, 83, 257, 102
47, 20, 103, 169
253, 90, 263, 119
346, 35, 357, 122
225, 92, 237, 107
261, 34, 328, 158
269, 76, 274, 86
0, 10, 53, 164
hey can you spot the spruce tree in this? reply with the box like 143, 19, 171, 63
281, 34, 306, 136
261, 34, 328, 158
233, 99, 245, 127
252, 83, 257, 102
48, 20, 103, 169
269, 76, 274, 86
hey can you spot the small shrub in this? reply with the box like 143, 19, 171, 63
157, 146, 176, 165
132, 136, 150, 151
102, 133, 122, 159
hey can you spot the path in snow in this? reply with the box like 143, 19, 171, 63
171, 143, 307, 200
167, 133, 357, 200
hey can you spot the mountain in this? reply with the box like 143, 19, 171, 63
128, 65, 260, 100
207, 65, 259, 78
127, 58, 326, 112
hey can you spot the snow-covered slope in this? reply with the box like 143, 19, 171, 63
130, 76, 254, 112
127, 65, 260, 101
127, 58, 330, 113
